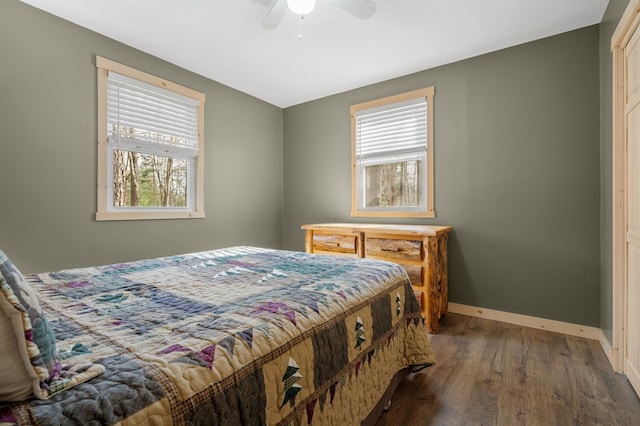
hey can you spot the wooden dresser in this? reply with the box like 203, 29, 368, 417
301, 223, 452, 333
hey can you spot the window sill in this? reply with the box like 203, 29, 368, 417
96, 211, 205, 221
350, 210, 436, 219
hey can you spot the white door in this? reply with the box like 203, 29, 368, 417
625, 17, 640, 396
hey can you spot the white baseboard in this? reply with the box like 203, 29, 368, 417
598, 329, 624, 373
447, 302, 601, 341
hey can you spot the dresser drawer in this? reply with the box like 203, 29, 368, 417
404, 264, 423, 286
312, 232, 358, 255
365, 237, 422, 261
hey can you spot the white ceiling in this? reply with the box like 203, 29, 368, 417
20, 0, 608, 108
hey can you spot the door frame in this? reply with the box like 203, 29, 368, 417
611, 0, 640, 374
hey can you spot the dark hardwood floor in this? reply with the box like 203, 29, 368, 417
375, 313, 640, 425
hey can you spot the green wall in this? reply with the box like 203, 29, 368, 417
599, 0, 630, 342
283, 26, 602, 326
0, 0, 284, 273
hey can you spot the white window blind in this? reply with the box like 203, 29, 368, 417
107, 72, 199, 158
355, 97, 427, 160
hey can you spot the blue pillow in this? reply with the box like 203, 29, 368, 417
0, 250, 104, 401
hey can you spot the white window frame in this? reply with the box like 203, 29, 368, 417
96, 56, 205, 221
350, 87, 435, 218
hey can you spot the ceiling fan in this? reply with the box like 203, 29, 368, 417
262, 0, 377, 30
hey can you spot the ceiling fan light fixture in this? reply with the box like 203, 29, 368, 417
287, 0, 316, 15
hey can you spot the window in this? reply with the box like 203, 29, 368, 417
96, 56, 205, 220
351, 87, 434, 218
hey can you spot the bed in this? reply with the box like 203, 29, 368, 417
0, 246, 435, 425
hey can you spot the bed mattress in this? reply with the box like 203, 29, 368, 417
0, 246, 435, 425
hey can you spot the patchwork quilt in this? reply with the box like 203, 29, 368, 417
0, 247, 435, 425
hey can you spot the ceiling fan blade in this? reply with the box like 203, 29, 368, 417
328, 0, 376, 19
262, 0, 288, 30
